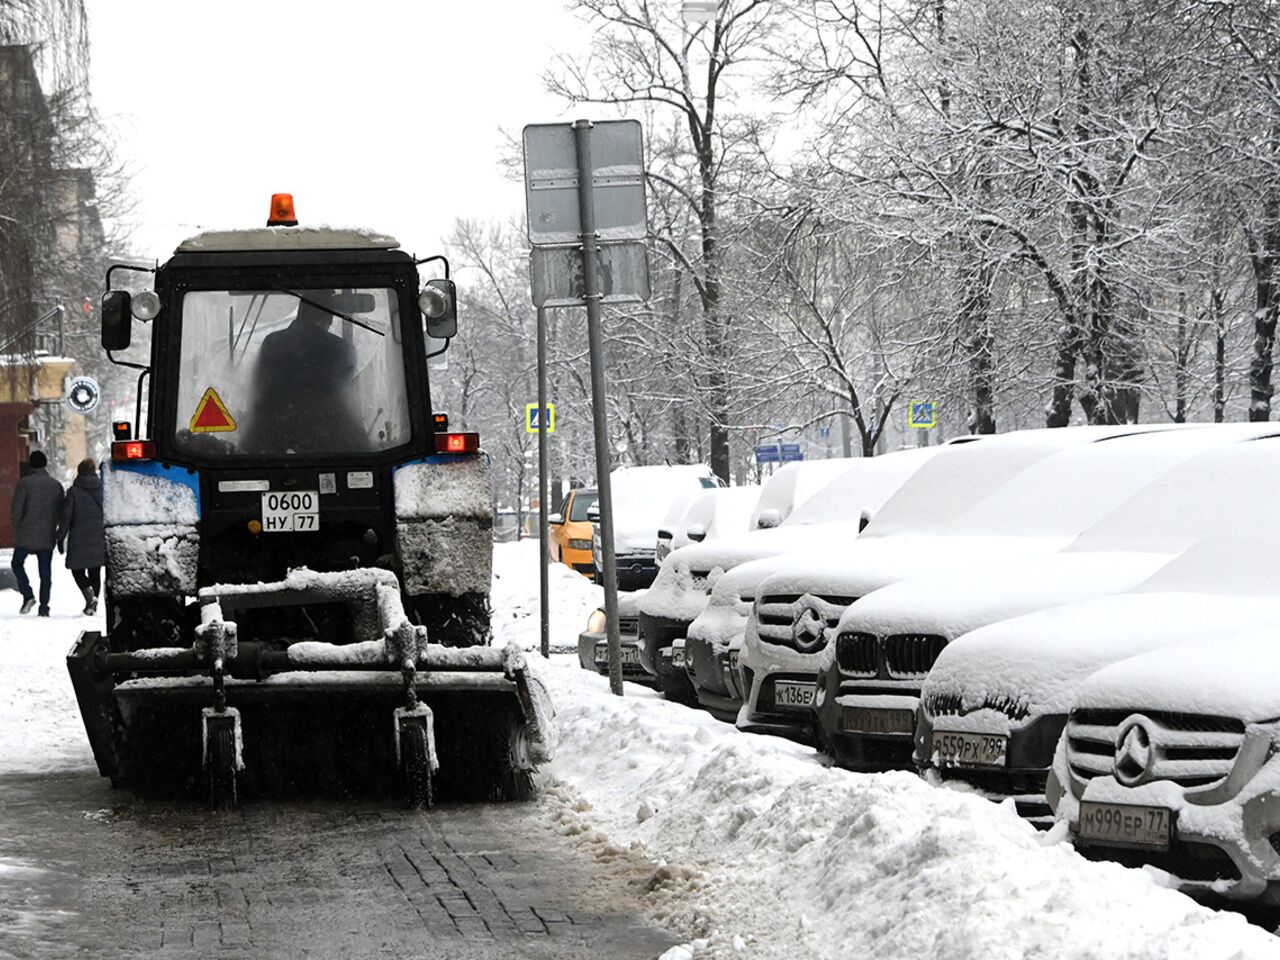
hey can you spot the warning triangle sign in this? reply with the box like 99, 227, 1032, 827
190, 387, 237, 433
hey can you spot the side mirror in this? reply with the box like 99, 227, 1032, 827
549, 513, 564, 525
419, 278, 457, 340
686, 523, 707, 543
102, 290, 132, 350
756, 508, 782, 529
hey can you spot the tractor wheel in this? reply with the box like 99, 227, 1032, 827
400, 720, 434, 810
488, 710, 536, 802
208, 725, 239, 809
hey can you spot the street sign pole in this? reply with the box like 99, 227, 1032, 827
536, 305, 551, 660
574, 119, 624, 697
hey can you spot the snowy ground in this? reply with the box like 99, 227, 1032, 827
3, 545, 1279, 959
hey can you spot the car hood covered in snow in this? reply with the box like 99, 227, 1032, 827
921, 592, 1280, 721
1073, 632, 1280, 724
684, 553, 799, 648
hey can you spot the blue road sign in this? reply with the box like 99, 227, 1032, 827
755, 444, 781, 464
908, 400, 937, 429
818, 425, 832, 439
780, 443, 804, 462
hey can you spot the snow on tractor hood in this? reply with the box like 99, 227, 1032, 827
922, 591, 1280, 722
833, 549, 1175, 643
1073, 630, 1280, 724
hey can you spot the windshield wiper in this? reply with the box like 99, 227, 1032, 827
275, 288, 385, 337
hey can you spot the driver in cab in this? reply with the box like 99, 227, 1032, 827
244, 294, 369, 454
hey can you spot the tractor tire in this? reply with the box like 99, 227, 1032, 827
486, 709, 536, 803
208, 725, 239, 810
399, 720, 434, 810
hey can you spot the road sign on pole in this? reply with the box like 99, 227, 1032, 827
909, 400, 938, 429
779, 443, 804, 462
530, 242, 650, 308
523, 118, 650, 697
754, 444, 781, 464
523, 120, 647, 245
525, 403, 556, 433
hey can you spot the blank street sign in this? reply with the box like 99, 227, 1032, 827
530, 242, 651, 308
523, 120, 647, 246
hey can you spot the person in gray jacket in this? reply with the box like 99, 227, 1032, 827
10, 450, 65, 616
58, 458, 105, 616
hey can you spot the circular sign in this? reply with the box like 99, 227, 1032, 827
66, 376, 100, 414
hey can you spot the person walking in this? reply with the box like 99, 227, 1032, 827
58, 458, 105, 616
10, 450, 65, 617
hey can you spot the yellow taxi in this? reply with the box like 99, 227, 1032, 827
550, 487, 598, 577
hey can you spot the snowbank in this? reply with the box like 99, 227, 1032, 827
490, 538, 603, 652
542, 659, 1280, 959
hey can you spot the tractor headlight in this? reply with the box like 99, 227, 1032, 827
131, 290, 161, 321
587, 609, 607, 634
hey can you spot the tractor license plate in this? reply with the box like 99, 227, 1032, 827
595, 644, 640, 665
932, 731, 1007, 768
1078, 801, 1173, 850
842, 706, 914, 735
773, 680, 816, 710
261, 490, 320, 532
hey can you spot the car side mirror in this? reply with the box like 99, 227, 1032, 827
756, 508, 782, 529
419, 278, 457, 340
686, 523, 707, 542
549, 513, 564, 525
102, 290, 132, 350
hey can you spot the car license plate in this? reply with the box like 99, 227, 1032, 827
260, 490, 319, 533
594, 644, 640, 665
1078, 801, 1173, 850
842, 706, 914, 735
932, 731, 1007, 768
773, 680, 816, 710
670, 647, 686, 668
728, 650, 740, 672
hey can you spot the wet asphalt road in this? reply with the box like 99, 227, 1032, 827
0, 771, 680, 960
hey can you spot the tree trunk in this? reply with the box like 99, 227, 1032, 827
1248, 205, 1280, 421
960, 258, 996, 434
1212, 288, 1226, 423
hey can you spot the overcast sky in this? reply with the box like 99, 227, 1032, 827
84, 0, 592, 259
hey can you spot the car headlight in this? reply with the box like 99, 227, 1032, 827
569, 538, 593, 550
587, 609, 607, 634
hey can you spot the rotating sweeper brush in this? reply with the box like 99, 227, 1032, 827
66, 196, 554, 807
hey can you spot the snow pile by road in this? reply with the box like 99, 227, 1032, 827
542, 660, 1280, 959
490, 538, 602, 652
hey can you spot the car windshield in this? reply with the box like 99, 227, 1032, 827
569, 492, 598, 521
173, 288, 410, 457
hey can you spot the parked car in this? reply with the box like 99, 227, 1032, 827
648, 450, 936, 717
590, 464, 719, 590
576, 589, 656, 687
1051, 587, 1280, 904
912, 429, 1280, 824
740, 425, 1180, 743
550, 486, 598, 576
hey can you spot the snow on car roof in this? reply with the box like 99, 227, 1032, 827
1063, 429, 1280, 555
784, 447, 937, 527
672, 486, 760, 549
609, 464, 716, 548
859, 425, 1173, 540
941, 425, 1244, 540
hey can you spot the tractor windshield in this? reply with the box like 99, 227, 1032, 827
173, 288, 411, 457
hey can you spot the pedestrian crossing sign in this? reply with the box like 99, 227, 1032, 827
525, 403, 556, 434
908, 400, 937, 429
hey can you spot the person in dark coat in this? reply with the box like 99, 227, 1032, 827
10, 450, 65, 616
58, 458, 105, 616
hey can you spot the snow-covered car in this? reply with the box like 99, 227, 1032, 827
576, 589, 656, 686
656, 485, 761, 564
590, 464, 718, 590
1051, 620, 1280, 904
911, 429, 1280, 822
639, 450, 937, 710
743, 425, 1181, 743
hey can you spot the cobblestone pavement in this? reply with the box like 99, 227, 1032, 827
0, 771, 680, 960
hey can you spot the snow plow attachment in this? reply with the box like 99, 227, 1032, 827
66, 568, 554, 808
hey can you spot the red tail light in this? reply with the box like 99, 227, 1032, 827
435, 432, 479, 454
111, 439, 156, 462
